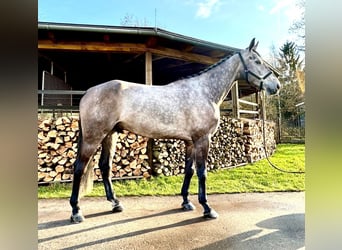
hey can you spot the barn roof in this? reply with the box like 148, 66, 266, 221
38, 22, 277, 101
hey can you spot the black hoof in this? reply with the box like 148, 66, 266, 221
112, 203, 124, 213
203, 209, 218, 219
70, 212, 85, 223
181, 201, 196, 211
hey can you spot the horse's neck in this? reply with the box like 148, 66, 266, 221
201, 54, 241, 105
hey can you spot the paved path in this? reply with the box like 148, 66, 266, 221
38, 192, 304, 249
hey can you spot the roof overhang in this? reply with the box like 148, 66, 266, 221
38, 22, 278, 97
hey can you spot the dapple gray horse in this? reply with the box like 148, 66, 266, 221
70, 38, 281, 223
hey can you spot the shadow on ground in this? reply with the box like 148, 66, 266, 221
196, 213, 305, 250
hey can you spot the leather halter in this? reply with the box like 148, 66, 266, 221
238, 51, 272, 91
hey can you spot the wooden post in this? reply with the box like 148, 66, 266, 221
255, 92, 259, 119
145, 51, 154, 172
260, 91, 266, 120
145, 51, 152, 85
231, 81, 240, 118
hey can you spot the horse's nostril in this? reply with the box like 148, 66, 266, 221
277, 83, 281, 89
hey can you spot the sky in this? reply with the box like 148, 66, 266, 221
38, 0, 303, 59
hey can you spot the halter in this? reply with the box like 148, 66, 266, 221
238, 52, 272, 91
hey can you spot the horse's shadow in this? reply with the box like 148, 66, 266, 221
38, 208, 203, 245
38, 207, 184, 231
195, 213, 305, 250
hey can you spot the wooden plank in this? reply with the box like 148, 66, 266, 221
38, 40, 218, 65
239, 110, 259, 115
238, 99, 259, 107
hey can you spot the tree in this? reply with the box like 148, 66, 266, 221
120, 13, 149, 27
289, 0, 305, 52
266, 41, 305, 140
278, 41, 304, 84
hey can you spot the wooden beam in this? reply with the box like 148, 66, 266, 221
38, 40, 147, 53
38, 40, 218, 65
149, 46, 217, 65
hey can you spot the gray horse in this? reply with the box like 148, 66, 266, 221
70, 38, 281, 223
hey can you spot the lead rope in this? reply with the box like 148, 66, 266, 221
260, 91, 305, 174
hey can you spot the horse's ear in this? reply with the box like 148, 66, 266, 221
254, 41, 259, 50
248, 38, 256, 51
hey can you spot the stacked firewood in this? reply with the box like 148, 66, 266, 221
151, 116, 276, 175
38, 116, 79, 183
152, 139, 186, 176
208, 117, 247, 169
37, 116, 151, 183
37, 115, 276, 183
242, 118, 276, 163
92, 131, 151, 180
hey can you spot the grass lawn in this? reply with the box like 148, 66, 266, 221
38, 143, 305, 199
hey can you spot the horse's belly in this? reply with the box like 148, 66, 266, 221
119, 118, 192, 141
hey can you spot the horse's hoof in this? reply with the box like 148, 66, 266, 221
203, 209, 218, 219
70, 212, 85, 223
112, 203, 124, 213
181, 201, 196, 211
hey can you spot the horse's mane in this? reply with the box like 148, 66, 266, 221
181, 54, 232, 80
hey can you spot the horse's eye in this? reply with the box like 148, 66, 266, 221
255, 60, 261, 65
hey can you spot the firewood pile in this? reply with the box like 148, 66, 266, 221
38, 117, 79, 183
151, 116, 276, 176
93, 131, 151, 180
37, 115, 276, 183
37, 116, 150, 183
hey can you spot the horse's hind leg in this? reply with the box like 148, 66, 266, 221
99, 132, 123, 212
181, 141, 196, 211
70, 142, 97, 223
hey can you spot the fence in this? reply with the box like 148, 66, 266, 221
265, 96, 305, 143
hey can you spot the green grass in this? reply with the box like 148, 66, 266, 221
38, 143, 305, 199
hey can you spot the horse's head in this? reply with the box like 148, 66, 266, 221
238, 38, 281, 95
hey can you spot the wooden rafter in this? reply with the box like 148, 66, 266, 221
38, 40, 219, 65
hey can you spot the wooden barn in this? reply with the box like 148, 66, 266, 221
37, 22, 278, 183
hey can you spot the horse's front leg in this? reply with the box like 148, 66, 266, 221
181, 141, 196, 211
195, 136, 218, 219
99, 132, 123, 213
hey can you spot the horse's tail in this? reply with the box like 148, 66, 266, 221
77, 117, 94, 198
